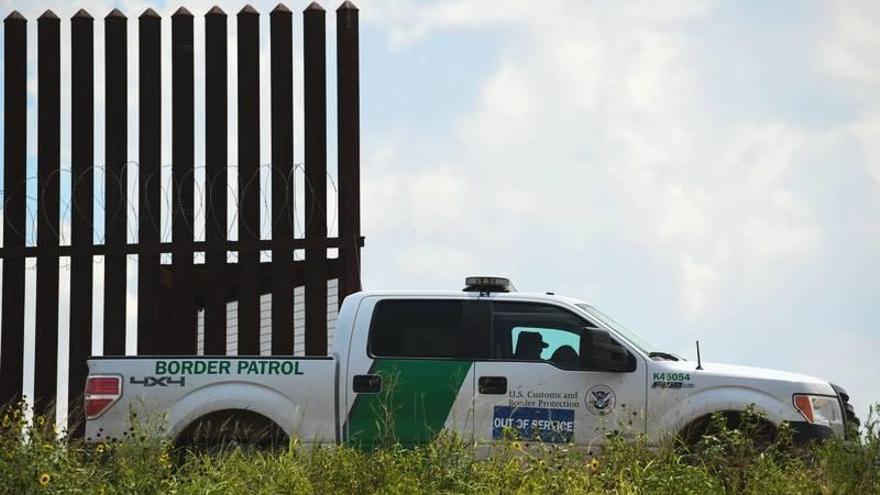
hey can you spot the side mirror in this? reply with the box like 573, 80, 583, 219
579, 328, 636, 372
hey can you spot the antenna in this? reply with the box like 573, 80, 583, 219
696, 341, 703, 370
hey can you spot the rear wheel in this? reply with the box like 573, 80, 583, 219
174, 410, 289, 455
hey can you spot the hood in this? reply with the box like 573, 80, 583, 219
661, 360, 832, 388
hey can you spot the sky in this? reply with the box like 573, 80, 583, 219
0, 0, 878, 423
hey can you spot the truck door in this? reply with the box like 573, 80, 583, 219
344, 298, 489, 449
473, 301, 646, 449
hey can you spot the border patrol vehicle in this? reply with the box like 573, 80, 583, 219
85, 277, 858, 449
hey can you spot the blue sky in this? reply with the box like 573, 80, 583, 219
1, 0, 879, 422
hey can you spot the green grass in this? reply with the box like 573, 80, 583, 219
1, 404, 878, 494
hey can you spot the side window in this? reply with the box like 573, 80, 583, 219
369, 300, 489, 359
511, 327, 579, 361
492, 302, 596, 370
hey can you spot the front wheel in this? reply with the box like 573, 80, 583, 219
677, 410, 778, 453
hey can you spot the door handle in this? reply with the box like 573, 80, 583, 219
478, 376, 507, 394
353, 374, 382, 394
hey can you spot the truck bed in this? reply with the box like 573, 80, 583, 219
85, 355, 338, 445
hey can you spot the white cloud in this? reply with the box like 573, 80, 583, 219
819, 1, 880, 186
363, 0, 840, 319
679, 254, 718, 320
852, 116, 880, 186
819, 1, 880, 90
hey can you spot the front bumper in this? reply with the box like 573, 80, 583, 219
788, 421, 837, 445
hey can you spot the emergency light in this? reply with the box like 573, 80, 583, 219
463, 276, 516, 294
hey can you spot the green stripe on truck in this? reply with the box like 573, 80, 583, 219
345, 359, 472, 449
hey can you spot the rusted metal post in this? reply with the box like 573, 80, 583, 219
337, 1, 362, 303
237, 5, 261, 355
1, 11, 27, 407
304, 2, 328, 356
137, 8, 161, 355
103, 9, 127, 356
68, 9, 95, 435
34, 10, 61, 416
205, 6, 228, 355
271, 4, 294, 355
171, 7, 196, 354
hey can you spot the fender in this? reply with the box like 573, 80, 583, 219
167, 381, 311, 441
653, 385, 793, 440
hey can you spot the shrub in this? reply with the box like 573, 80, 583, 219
0, 401, 877, 494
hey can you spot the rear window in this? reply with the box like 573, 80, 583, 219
369, 300, 488, 359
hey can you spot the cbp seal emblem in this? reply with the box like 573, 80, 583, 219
585, 385, 616, 416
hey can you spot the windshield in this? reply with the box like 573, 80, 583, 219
575, 303, 660, 355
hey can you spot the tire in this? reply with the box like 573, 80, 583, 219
175, 409, 289, 455
677, 410, 777, 453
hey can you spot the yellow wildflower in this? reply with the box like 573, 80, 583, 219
589, 458, 600, 471
511, 441, 523, 452
39, 473, 51, 487
159, 452, 171, 468
96, 443, 106, 454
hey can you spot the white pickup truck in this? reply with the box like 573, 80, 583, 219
85, 277, 858, 449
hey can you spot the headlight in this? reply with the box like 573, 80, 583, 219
793, 394, 843, 427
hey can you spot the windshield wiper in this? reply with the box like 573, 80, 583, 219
648, 351, 682, 361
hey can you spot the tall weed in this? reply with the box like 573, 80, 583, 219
0, 402, 878, 494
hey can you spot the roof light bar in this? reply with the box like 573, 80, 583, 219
463, 276, 516, 294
